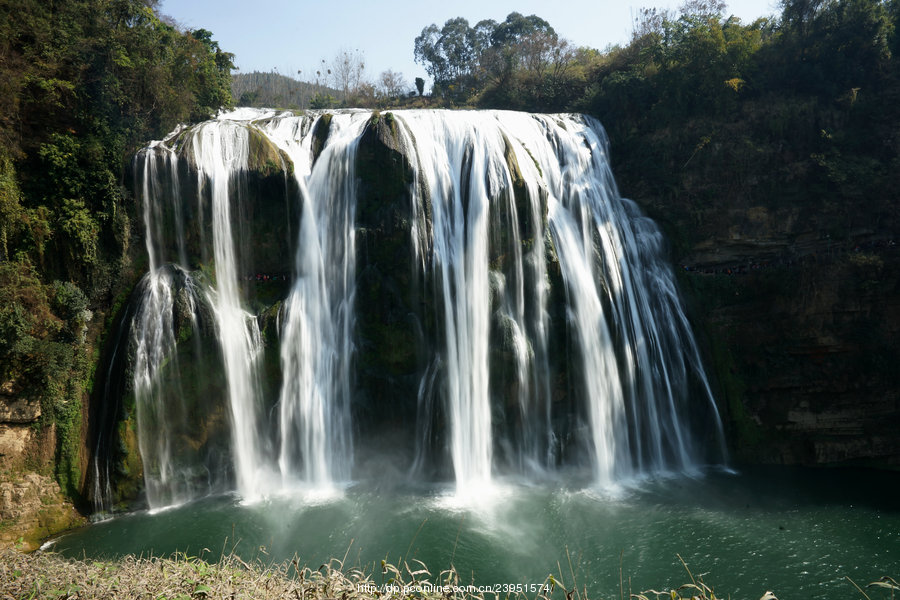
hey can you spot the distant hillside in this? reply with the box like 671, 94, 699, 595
232, 71, 338, 109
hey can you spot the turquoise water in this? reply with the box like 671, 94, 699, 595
55, 467, 900, 599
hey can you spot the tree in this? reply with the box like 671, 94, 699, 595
779, 0, 828, 37
632, 6, 671, 40
414, 18, 479, 86
472, 19, 498, 54
349, 81, 377, 107
414, 24, 449, 83
490, 12, 556, 47
411, 11, 594, 108
330, 48, 366, 100
773, 0, 892, 96
415, 77, 425, 96
680, 0, 727, 20
378, 69, 407, 98
187, 28, 236, 119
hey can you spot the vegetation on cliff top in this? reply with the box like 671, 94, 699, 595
232, 71, 340, 111
0, 0, 234, 501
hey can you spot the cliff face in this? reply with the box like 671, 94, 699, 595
678, 238, 900, 468
617, 116, 900, 468
352, 113, 425, 439
0, 396, 44, 471
0, 474, 84, 551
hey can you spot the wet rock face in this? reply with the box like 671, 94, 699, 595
353, 113, 425, 439
139, 138, 299, 279
232, 132, 301, 279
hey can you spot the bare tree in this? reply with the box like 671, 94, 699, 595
330, 48, 366, 100
679, 0, 727, 19
632, 6, 671, 40
378, 69, 407, 98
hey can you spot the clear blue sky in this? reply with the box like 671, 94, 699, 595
159, 0, 780, 92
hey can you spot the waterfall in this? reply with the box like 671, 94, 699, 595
117, 108, 725, 511
190, 121, 270, 499
131, 266, 198, 508
537, 116, 722, 480
267, 114, 366, 487
401, 113, 499, 490
129, 138, 232, 507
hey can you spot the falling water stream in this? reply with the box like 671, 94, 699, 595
191, 121, 269, 499
272, 113, 366, 488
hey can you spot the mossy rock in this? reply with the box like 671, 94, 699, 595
257, 301, 284, 402
502, 134, 542, 242
247, 127, 294, 177
177, 130, 198, 171
311, 113, 333, 165
111, 414, 143, 504
232, 160, 300, 279
164, 124, 298, 275
355, 265, 418, 376
352, 115, 433, 429
489, 310, 531, 410
24, 502, 85, 551
131, 326, 231, 493
355, 112, 416, 235
354, 111, 421, 376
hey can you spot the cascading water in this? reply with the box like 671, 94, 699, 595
538, 115, 726, 480
101, 108, 725, 512
266, 114, 366, 488
126, 138, 227, 508
130, 266, 203, 508
397, 111, 724, 490
404, 114, 499, 490
190, 121, 270, 499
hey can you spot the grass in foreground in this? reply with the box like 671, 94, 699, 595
0, 548, 897, 600
1, 549, 534, 600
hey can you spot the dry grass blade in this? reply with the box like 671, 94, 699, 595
565, 546, 581, 600
868, 576, 900, 590
630, 588, 665, 599
404, 558, 431, 580
675, 555, 695, 587
848, 576, 874, 600
867, 576, 900, 600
